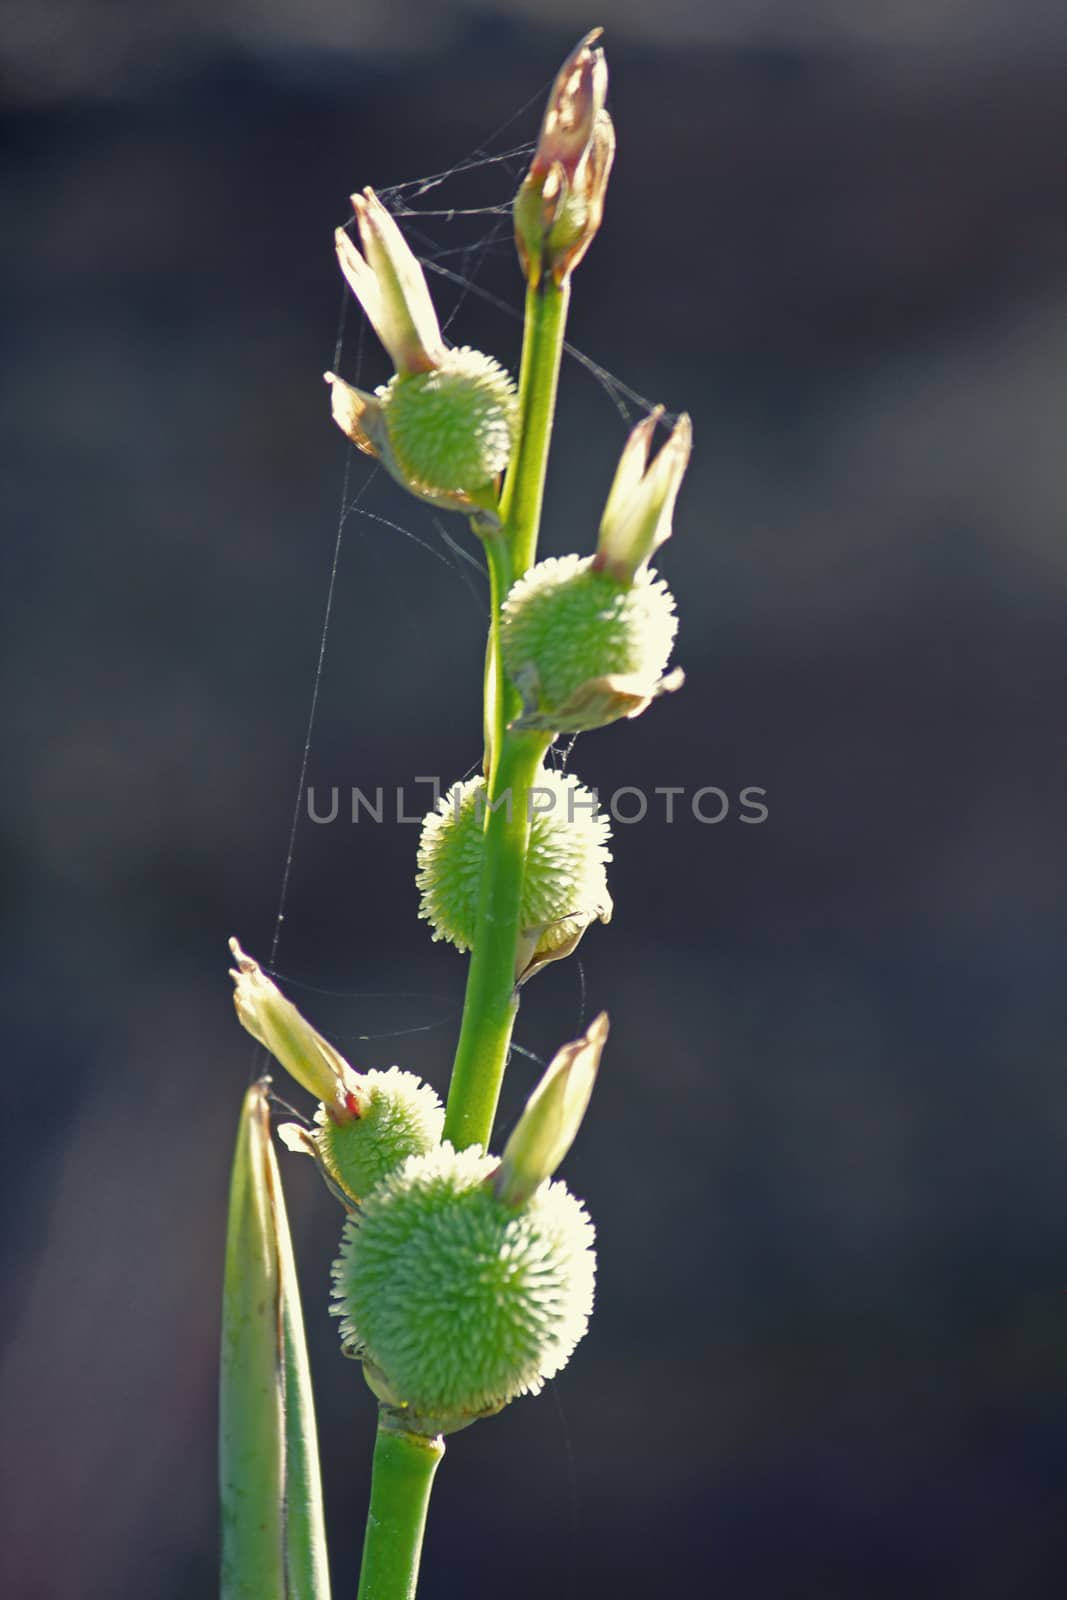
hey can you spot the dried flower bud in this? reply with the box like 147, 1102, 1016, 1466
514, 32, 615, 286
229, 938, 361, 1115
596, 410, 692, 583
331, 1143, 596, 1434
529, 29, 607, 184
229, 941, 443, 1204
494, 1013, 608, 1209
416, 769, 612, 979
336, 189, 444, 376
330, 189, 517, 515
500, 553, 681, 734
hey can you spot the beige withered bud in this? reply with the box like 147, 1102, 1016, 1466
329, 189, 517, 516
335, 188, 444, 376
514, 31, 615, 286
229, 937, 362, 1117
529, 28, 607, 184
229, 940, 445, 1206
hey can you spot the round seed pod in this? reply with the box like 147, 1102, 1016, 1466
416, 768, 612, 960
331, 1143, 596, 1433
314, 1068, 445, 1204
500, 553, 679, 733
380, 347, 517, 497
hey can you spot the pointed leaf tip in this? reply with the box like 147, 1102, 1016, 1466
220, 1081, 332, 1597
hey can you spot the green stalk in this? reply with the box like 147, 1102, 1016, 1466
500, 278, 571, 577
442, 725, 550, 1149
444, 278, 570, 1151
356, 1425, 445, 1600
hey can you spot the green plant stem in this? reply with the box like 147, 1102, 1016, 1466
356, 1424, 444, 1600
479, 530, 514, 792
501, 278, 570, 577
444, 277, 570, 1152
443, 726, 550, 1149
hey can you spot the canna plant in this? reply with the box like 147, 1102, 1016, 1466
220, 29, 691, 1600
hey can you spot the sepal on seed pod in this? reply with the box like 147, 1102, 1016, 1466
229, 941, 444, 1205
336, 189, 445, 376
229, 937, 361, 1115
494, 1012, 608, 1209
328, 190, 517, 515
595, 408, 692, 583
499, 410, 691, 733
415, 770, 612, 981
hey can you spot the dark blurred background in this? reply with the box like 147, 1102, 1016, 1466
4, 2, 1067, 1596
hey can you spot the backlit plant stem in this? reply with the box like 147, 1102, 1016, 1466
356, 1424, 444, 1600
443, 279, 570, 1152
502, 279, 571, 579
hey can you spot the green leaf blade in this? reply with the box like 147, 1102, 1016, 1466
219, 1079, 331, 1600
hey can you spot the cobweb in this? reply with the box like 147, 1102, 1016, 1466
259, 85, 664, 1092
247, 94, 652, 1563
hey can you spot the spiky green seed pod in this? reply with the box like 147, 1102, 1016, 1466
500, 553, 680, 733
311, 1068, 444, 1205
380, 347, 517, 498
416, 768, 612, 974
331, 1143, 596, 1434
